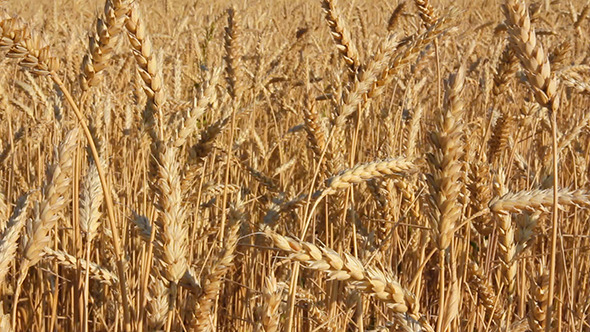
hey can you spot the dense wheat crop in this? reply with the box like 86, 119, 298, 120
1, 0, 590, 330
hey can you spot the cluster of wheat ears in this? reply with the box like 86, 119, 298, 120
0, 0, 589, 330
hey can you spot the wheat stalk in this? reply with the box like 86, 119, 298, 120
0, 192, 7, 230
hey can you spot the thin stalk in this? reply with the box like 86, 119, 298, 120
546, 108, 559, 331
437, 250, 445, 332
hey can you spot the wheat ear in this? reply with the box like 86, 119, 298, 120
325, 157, 414, 194
468, 262, 502, 322
426, 65, 465, 251
125, 2, 164, 141
492, 43, 518, 97
265, 229, 424, 321
0, 194, 29, 284
489, 188, 590, 215
192, 203, 243, 331
79, 159, 104, 245
43, 248, 118, 286
334, 34, 397, 129
131, 212, 201, 294
515, 211, 540, 255
527, 266, 549, 332
303, 103, 327, 159
191, 113, 231, 159
503, 0, 559, 111
488, 106, 512, 157
387, 2, 406, 31
467, 162, 492, 236
21, 129, 78, 268
321, 0, 361, 76
414, 0, 439, 27
0, 15, 59, 75
155, 145, 188, 284
147, 277, 170, 330
224, 7, 242, 99
365, 15, 452, 102
13, 129, 78, 326
154, 143, 190, 330
173, 67, 221, 148
493, 172, 517, 305
257, 276, 282, 332
80, 0, 134, 90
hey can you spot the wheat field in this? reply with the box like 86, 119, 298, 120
0, 0, 589, 331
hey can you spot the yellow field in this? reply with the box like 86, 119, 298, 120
0, 0, 589, 331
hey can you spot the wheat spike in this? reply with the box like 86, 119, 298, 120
0, 15, 59, 75
80, 0, 134, 90
0, 194, 29, 283
321, 0, 361, 76
326, 157, 414, 194
265, 229, 426, 324
489, 188, 590, 215
43, 248, 118, 286
503, 0, 559, 111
